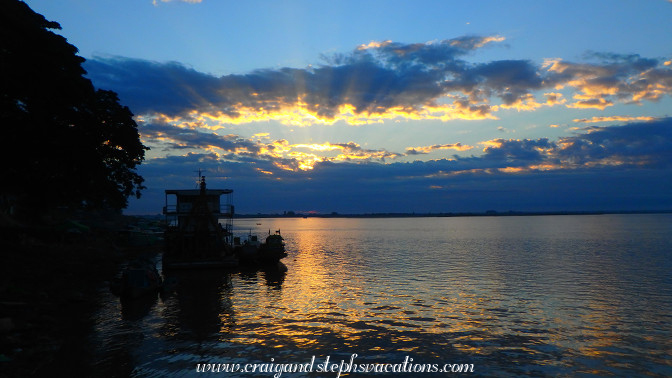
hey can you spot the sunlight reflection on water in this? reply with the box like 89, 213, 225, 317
92, 214, 672, 376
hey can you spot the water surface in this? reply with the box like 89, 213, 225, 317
92, 214, 672, 376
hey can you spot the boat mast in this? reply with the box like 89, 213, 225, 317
195, 168, 204, 188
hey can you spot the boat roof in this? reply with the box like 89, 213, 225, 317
165, 189, 233, 196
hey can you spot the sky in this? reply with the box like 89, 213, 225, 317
25, 0, 672, 214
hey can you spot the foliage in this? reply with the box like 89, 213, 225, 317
0, 0, 148, 214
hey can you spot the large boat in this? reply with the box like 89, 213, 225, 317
162, 175, 238, 269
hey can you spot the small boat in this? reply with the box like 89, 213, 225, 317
258, 230, 288, 265
234, 230, 287, 267
111, 258, 162, 299
233, 233, 261, 264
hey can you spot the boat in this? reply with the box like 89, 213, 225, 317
162, 175, 238, 269
234, 229, 287, 267
258, 230, 288, 265
233, 232, 261, 264
110, 257, 162, 299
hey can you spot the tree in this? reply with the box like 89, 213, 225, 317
0, 0, 148, 215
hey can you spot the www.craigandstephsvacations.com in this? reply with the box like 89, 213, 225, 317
196, 354, 475, 376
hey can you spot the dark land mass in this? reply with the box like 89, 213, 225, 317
0, 211, 161, 377
234, 209, 672, 219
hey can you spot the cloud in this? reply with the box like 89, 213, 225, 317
467, 59, 544, 103
478, 118, 672, 170
128, 118, 672, 214
138, 117, 403, 171
405, 143, 473, 155
573, 116, 658, 123
544, 53, 672, 108
480, 138, 555, 166
86, 38, 672, 128
140, 120, 260, 154
81, 36, 671, 214
126, 117, 672, 215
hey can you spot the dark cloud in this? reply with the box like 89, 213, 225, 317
87, 38, 672, 123
85, 58, 220, 116
140, 121, 259, 152
138, 119, 402, 171
83, 36, 671, 214
544, 53, 672, 107
127, 119, 672, 214
485, 119, 672, 168
138, 115, 672, 174
343, 36, 501, 69
85, 37, 672, 123
555, 121, 672, 168
482, 138, 553, 164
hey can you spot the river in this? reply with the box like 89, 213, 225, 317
90, 214, 672, 376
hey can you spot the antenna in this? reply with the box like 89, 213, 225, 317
194, 168, 205, 188
193, 167, 230, 186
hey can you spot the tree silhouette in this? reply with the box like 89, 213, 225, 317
1, 0, 148, 215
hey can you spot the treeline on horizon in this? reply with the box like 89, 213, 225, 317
230, 209, 672, 218
131, 208, 672, 220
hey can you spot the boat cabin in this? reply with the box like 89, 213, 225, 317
163, 188, 233, 231
162, 176, 235, 268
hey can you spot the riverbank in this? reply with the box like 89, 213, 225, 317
0, 215, 157, 377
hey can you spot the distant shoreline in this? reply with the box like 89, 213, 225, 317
232, 209, 672, 219
128, 209, 672, 219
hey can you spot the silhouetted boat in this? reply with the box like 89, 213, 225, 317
233, 229, 287, 267
259, 230, 288, 264
233, 233, 261, 264
162, 175, 238, 269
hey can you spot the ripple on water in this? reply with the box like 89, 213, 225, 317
89, 215, 672, 376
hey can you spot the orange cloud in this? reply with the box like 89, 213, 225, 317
480, 139, 504, 150
544, 56, 672, 109
357, 40, 393, 50
450, 35, 505, 48
567, 97, 613, 110
495, 92, 566, 111
406, 143, 473, 155
573, 116, 657, 123
149, 98, 500, 128
91, 42, 672, 132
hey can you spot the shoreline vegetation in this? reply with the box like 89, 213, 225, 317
0, 211, 160, 377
